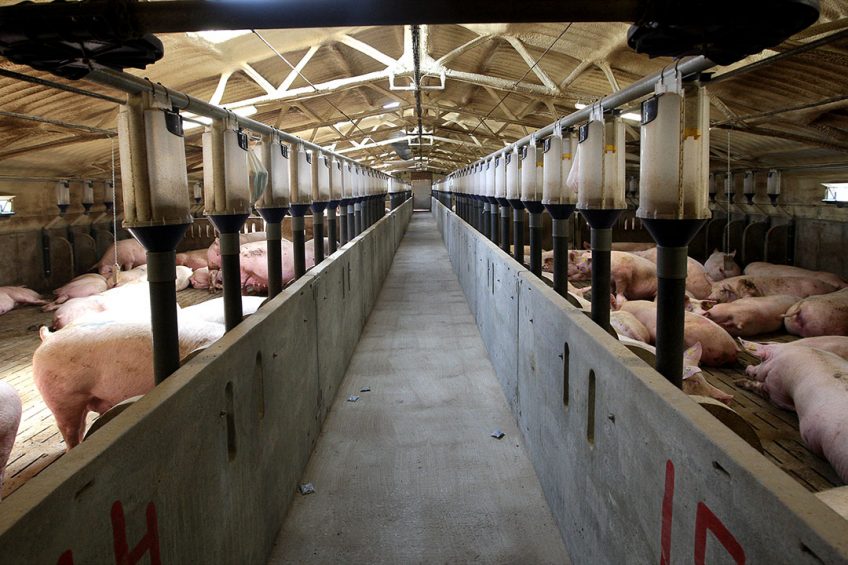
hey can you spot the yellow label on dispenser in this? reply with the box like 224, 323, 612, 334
562, 153, 572, 160
604, 144, 616, 153
683, 128, 701, 139
536, 160, 544, 168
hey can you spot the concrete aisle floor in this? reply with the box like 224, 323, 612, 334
268, 212, 570, 565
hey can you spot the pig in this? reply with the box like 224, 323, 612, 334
34, 319, 225, 449
49, 274, 113, 306
702, 295, 798, 337
577, 251, 657, 307
584, 241, 656, 252
704, 250, 741, 281
744, 262, 847, 290
738, 345, 848, 482
542, 250, 585, 278
96, 239, 147, 279
708, 275, 838, 303
175, 249, 209, 270
207, 232, 267, 269
115, 265, 148, 286
619, 337, 732, 404
739, 336, 848, 361
783, 288, 848, 337
50, 283, 154, 329
0, 286, 47, 314
190, 267, 213, 290
620, 300, 738, 366
0, 381, 22, 499
632, 248, 713, 299
611, 310, 651, 343
239, 240, 296, 293
182, 296, 267, 325
175, 265, 192, 291
683, 294, 716, 316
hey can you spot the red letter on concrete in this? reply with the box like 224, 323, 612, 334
694, 501, 745, 565
57, 549, 74, 565
111, 500, 161, 565
660, 459, 675, 565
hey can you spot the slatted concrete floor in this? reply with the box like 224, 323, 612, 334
268, 213, 570, 564
0, 287, 217, 498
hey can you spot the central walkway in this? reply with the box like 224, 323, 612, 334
268, 212, 570, 564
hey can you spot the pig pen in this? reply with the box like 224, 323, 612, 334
434, 198, 848, 562
0, 287, 219, 498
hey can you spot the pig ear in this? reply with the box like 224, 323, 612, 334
583, 241, 591, 250
683, 342, 703, 366
39, 325, 52, 342
730, 250, 737, 257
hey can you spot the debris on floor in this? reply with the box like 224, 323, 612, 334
490, 429, 505, 439
347, 395, 360, 402
359, 386, 371, 392
298, 483, 315, 495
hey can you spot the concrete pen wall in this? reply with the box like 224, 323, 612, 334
432, 198, 848, 564
0, 200, 412, 564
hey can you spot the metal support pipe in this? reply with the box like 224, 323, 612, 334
529, 211, 542, 276
489, 202, 498, 243
354, 202, 362, 236
590, 227, 612, 331
347, 203, 355, 241
266, 221, 284, 297
499, 206, 510, 253
552, 218, 569, 297
513, 208, 524, 265
482, 202, 490, 239
327, 205, 338, 255
339, 201, 349, 245
146, 250, 180, 384
257, 207, 287, 298
655, 246, 688, 388
290, 211, 307, 279
219, 232, 244, 331
312, 204, 326, 265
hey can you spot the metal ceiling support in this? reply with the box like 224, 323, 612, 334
0, 67, 124, 104
709, 27, 848, 84
457, 55, 715, 169
0, 110, 114, 136
87, 0, 643, 32
83, 65, 384, 173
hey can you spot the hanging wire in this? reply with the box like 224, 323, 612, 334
725, 127, 732, 253
466, 23, 573, 143
251, 30, 388, 166
111, 136, 119, 271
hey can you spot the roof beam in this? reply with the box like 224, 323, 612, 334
278, 45, 320, 92
435, 34, 493, 66
209, 71, 232, 105
338, 34, 398, 68
240, 63, 276, 95
504, 36, 560, 93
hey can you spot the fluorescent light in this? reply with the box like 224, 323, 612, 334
575, 102, 639, 121
383, 101, 400, 109
187, 30, 251, 44
182, 106, 257, 131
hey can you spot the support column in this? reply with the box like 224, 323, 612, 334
339, 200, 349, 246
290, 204, 309, 279
512, 206, 525, 265
580, 209, 623, 332
347, 202, 355, 241
354, 200, 363, 236
499, 204, 510, 253
257, 207, 287, 298
312, 202, 326, 265
327, 203, 338, 255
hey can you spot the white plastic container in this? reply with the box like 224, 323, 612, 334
520, 141, 541, 202
767, 169, 781, 199
55, 180, 70, 207
743, 170, 755, 200
494, 155, 505, 200
313, 152, 331, 203
637, 82, 710, 220
290, 143, 312, 205
255, 134, 291, 210
542, 130, 577, 206
331, 157, 343, 201
577, 109, 625, 211
202, 120, 250, 217
506, 146, 520, 201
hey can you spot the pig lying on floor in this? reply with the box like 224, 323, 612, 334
738, 345, 848, 482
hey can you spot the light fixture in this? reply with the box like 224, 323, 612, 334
383, 101, 400, 109
187, 30, 251, 44
575, 102, 639, 121
82, 179, 94, 213
183, 106, 257, 131
822, 182, 848, 208
0, 194, 15, 218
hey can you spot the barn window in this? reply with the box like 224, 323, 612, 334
0, 194, 15, 217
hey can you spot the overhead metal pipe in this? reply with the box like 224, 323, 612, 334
0, 0, 645, 33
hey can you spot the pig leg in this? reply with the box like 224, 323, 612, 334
735, 378, 767, 397
39, 391, 88, 450
683, 374, 733, 405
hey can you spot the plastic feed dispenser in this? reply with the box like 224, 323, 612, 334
577, 109, 626, 211
638, 82, 710, 221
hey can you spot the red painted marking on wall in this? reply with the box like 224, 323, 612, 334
660, 459, 675, 565
57, 549, 74, 565
111, 500, 161, 565
694, 501, 746, 565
